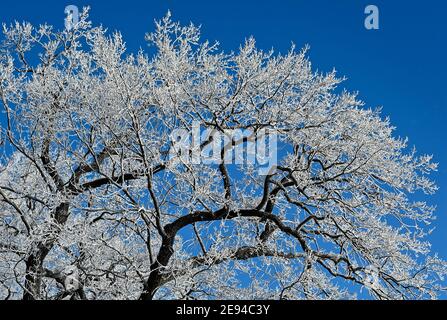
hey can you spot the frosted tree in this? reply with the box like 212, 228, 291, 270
0, 8, 445, 300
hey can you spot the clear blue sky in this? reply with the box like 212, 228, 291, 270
1, 0, 446, 282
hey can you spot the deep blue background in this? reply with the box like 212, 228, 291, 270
1, 0, 446, 291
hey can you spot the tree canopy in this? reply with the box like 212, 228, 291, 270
0, 9, 445, 300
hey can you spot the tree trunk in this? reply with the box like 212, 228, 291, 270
139, 235, 175, 300
22, 202, 70, 300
